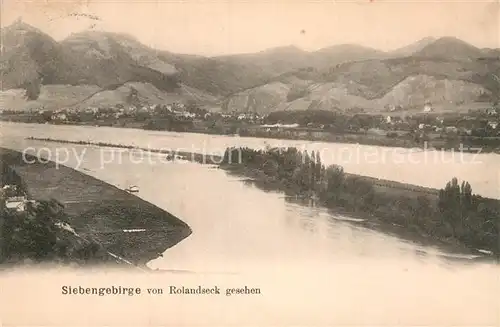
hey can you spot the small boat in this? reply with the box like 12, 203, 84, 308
477, 249, 493, 255
125, 185, 139, 193
166, 154, 186, 161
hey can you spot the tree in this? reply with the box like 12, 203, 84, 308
2, 199, 67, 262
323, 165, 345, 203
416, 195, 432, 218
460, 181, 473, 211
397, 195, 417, 224
302, 151, 312, 190
310, 151, 316, 187
262, 158, 279, 177
315, 151, 323, 183
23, 79, 41, 100
438, 178, 476, 238
476, 205, 500, 250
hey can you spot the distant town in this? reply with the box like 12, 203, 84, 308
1, 102, 500, 152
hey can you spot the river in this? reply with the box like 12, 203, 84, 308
0, 122, 499, 326
1, 121, 499, 199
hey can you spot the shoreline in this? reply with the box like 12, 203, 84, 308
25, 136, 224, 164
218, 141, 500, 262
0, 147, 192, 267
17, 137, 500, 262
19, 137, 464, 198
226, 166, 499, 263
3, 120, 500, 154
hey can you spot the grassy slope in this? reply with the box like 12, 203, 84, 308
223, 38, 500, 113
224, 55, 499, 113
2, 22, 499, 114
0, 147, 192, 265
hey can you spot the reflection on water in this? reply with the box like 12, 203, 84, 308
1, 124, 499, 325
1, 121, 499, 198
2, 138, 491, 267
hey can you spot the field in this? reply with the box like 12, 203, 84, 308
348, 174, 439, 200
0, 148, 192, 266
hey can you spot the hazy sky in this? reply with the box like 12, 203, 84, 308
2, 0, 499, 56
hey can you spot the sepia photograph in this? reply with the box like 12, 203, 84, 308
0, 0, 499, 325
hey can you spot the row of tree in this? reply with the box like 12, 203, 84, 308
222, 146, 499, 253
437, 178, 499, 247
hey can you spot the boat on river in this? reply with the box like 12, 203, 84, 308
166, 154, 188, 161
125, 185, 139, 193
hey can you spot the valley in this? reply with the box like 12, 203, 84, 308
1, 20, 498, 115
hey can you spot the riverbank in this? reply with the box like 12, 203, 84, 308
220, 147, 500, 259
18, 137, 474, 203
227, 167, 499, 262
238, 127, 500, 154
0, 147, 192, 267
17, 137, 500, 259
25, 137, 224, 164
4, 119, 500, 154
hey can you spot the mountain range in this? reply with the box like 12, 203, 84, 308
1, 20, 499, 113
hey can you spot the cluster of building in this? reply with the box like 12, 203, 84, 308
234, 112, 265, 123
0, 184, 30, 213
384, 108, 499, 136
3, 100, 498, 139
39, 102, 209, 122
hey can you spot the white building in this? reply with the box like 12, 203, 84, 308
423, 104, 433, 112
5, 196, 28, 212
488, 121, 498, 129
51, 113, 67, 121
2, 184, 17, 191
174, 111, 195, 118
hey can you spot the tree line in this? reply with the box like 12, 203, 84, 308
222, 146, 499, 254
0, 198, 108, 265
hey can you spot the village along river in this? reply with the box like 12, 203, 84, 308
0, 122, 499, 326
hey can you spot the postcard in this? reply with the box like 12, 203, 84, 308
0, 0, 499, 326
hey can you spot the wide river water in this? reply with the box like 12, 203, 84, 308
0, 122, 499, 326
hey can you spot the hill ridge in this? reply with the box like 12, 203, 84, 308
1, 21, 498, 113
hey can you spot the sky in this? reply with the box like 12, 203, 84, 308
1, 0, 499, 56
